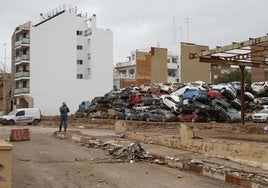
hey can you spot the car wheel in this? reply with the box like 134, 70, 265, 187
194, 108, 200, 113
33, 119, 40, 125
8, 120, 15, 125
225, 117, 231, 123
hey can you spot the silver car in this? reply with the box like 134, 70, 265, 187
253, 109, 268, 123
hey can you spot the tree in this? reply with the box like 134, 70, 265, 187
214, 68, 251, 84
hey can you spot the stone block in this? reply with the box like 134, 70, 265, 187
9, 129, 30, 141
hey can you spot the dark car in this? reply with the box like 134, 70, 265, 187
210, 98, 241, 123
142, 94, 160, 105
142, 109, 168, 122
177, 99, 211, 114
115, 108, 133, 120
112, 99, 127, 109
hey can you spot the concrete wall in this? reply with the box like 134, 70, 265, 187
181, 43, 210, 83
115, 121, 268, 170
0, 140, 13, 188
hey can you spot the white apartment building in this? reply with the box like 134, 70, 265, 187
167, 51, 180, 83
12, 5, 113, 115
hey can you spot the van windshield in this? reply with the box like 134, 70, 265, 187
8, 110, 18, 116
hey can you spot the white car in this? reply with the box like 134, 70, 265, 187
209, 83, 237, 100
253, 109, 268, 123
160, 95, 181, 113
251, 81, 268, 95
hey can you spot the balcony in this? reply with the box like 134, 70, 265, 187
114, 74, 136, 80
14, 87, 30, 95
14, 71, 30, 79
15, 54, 30, 64
15, 38, 30, 48
115, 61, 136, 68
84, 29, 92, 36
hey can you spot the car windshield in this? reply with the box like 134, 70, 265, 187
258, 109, 268, 114
7, 110, 18, 116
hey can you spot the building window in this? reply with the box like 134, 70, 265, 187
132, 54, 135, 61
77, 30, 83, 36
77, 74, 83, 79
22, 81, 27, 88
129, 69, 135, 74
167, 58, 171, 63
88, 53, 91, 60
77, 45, 83, 50
77, 60, 83, 65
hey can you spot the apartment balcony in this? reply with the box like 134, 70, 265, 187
115, 61, 136, 68
15, 54, 30, 65
14, 71, 30, 80
114, 74, 136, 80
15, 38, 30, 49
15, 25, 30, 34
84, 29, 92, 36
14, 87, 30, 95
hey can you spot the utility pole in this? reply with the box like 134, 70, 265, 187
173, 16, 176, 51
185, 17, 189, 42
2, 43, 6, 114
0, 61, 6, 114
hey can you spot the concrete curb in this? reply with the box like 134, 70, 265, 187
55, 132, 268, 188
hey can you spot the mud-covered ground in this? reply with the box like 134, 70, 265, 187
0, 122, 237, 188
1, 116, 267, 188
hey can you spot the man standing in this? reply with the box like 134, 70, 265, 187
59, 102, 70, 132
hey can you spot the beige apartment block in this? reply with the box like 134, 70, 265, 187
180, 43, 210, 83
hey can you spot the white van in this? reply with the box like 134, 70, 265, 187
0, 108, 41, 125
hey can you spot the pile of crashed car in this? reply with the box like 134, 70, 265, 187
75, 81, 268, 123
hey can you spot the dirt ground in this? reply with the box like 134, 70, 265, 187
0, 117, 244, 188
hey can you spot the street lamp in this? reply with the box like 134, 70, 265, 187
0, 61, 6, 114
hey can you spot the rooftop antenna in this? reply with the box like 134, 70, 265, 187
173, 16, 176, 51
186, 17, 189, 42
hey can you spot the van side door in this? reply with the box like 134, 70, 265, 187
15, 110, 26, 123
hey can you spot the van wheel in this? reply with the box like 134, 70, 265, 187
8, 120, 15, 125
33, 119, 40, 125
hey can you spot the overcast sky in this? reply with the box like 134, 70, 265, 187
1, 0, 268, 72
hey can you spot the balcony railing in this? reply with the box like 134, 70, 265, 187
14, 87, 30, 95
15, 38, 30, 47
14, 71, 30, 79
15, 54, 30, 63
85, 29, 92, 36
115, 61, 135, 68
114, 74, 136, 80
